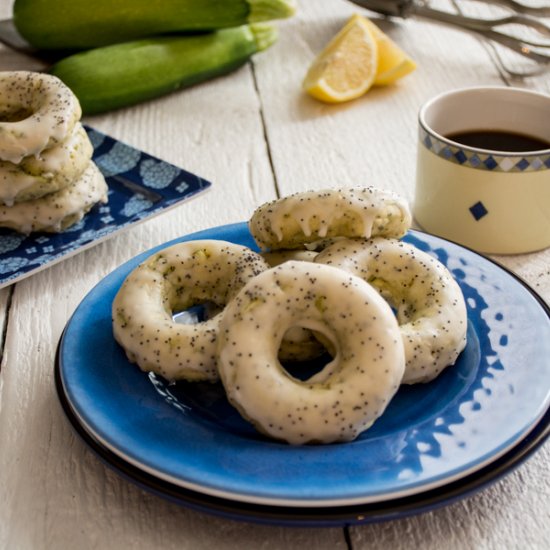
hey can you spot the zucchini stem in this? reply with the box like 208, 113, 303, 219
248, 0, 296, 23
250, 23, 279, 52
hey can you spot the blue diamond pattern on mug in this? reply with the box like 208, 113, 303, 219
454, 150, 468, 164
515, 158, 530, 171
419, 126, 550, 173
483, 157, 498, 170
442, 146, 453, 159
469, 154, 482, 168
530, 158, 543, 170
470, 201, 489, 221
0, 126, 212, 288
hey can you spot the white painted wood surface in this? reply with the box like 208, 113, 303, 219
0, 0, 549, 548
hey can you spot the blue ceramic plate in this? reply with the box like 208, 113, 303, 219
0, 126, 211, 289
53, 362, 550, 526
58, 223, 550, 507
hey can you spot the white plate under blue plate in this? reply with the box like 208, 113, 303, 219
58, 223, 550, 507
0, 126, 211, 289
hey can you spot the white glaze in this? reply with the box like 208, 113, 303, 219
0, 71, 82, 163
315, 238, 468, 384
0, 161, 107, 234
112, 240, 270, 382
249, 187, 412, 250
217, 261, 405, 445
0, 123, 93, 205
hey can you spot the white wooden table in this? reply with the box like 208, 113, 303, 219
1, 1, 549, 548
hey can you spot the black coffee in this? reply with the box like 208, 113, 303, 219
446, 130, 550, 153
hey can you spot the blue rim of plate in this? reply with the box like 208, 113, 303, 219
0, 125, 211, 288
57, 223, 550, 508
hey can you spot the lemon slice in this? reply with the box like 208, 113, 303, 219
303, 15, 378, 103
363, 18, 417, 86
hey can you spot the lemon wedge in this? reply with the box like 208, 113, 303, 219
302, 14, 378, 103
303, 14, 416, 103
363, 17, 417, 86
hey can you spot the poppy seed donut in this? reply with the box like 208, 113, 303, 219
0, 71, 82, 163
249, 187, 412, 251
112, 240, 270, 382
0, 123, 93, 206
0, 161, 107, 234
217, 261, 405, 445
315, 238, 468, 384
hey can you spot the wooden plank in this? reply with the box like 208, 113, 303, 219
349, 443, 550, 549
254, 0, 509, 203
0, 4, 345, 548
253, 1, 550, 549
256, 0, 550, 286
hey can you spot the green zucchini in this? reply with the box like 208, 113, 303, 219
50, 24, 277, 115
13, 0, 294, 50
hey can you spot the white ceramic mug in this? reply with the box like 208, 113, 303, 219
414, 86, 550, 254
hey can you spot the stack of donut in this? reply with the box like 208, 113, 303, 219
112, 187, 467, 445
0, 71, 108, 234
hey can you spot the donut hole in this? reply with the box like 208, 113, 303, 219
278, 324, 338, 383
172, 302, 220, 324
0, 105, 34, 123
281, 352, 335, 382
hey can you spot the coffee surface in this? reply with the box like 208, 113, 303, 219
446, 130, 550, 152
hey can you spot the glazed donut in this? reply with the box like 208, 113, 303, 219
249, 187, 412, 251
315, 238, 468, 384
217, 261, 405, 445
0, 71, 81, 163
112, 240, 270, 382
0, 162, 107, 234
0, 123, 93, 206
